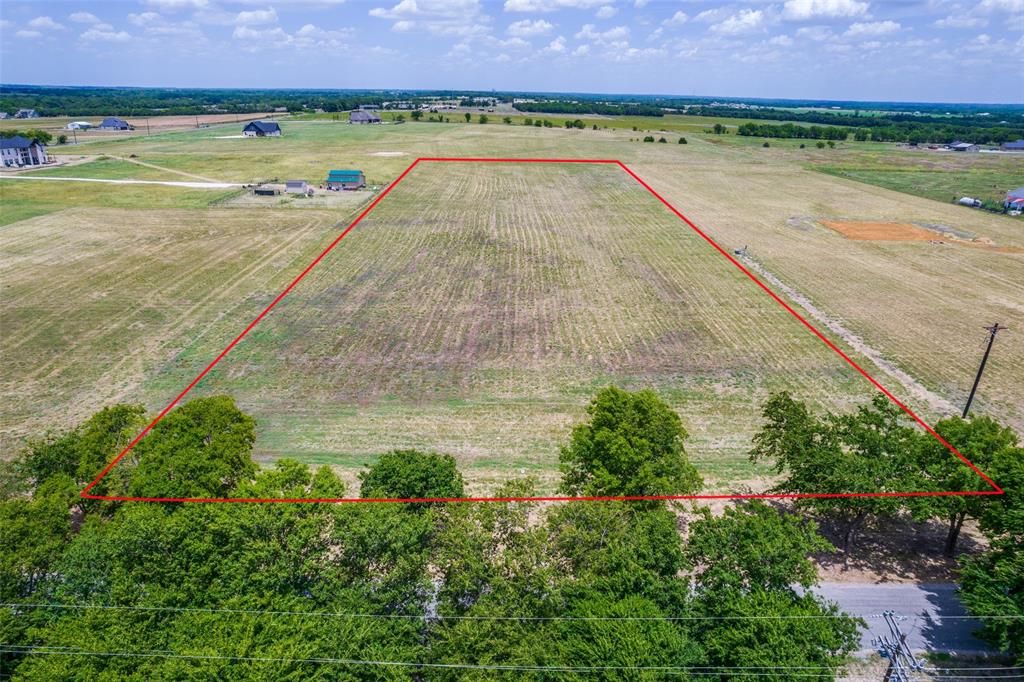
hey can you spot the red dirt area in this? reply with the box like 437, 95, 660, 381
820, 220, 1023, 253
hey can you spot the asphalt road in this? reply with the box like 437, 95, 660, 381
812, 582, 996, 655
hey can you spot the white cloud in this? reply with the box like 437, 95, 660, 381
768, 33, 793, 45
782, 0, 868, 20
507, 18, 553, 35
933, 13, 987, 28
542, 34, 567, 52
69, 12, 101, 24
504, 0, 611, 12
977, 0, 1022, 12
596, 5, 617, 18
844, 20, 899, 37
80, 27, 132, 42
232, 24, 293, 49
28, 16, 65, 30
392, 19, 415, 30
795, 25, 832, 40
142, 0, 208, 9
693, 8, 728, 23
235, 7, 279, 25
662, 10, 688, 26
370, 0, 488, 35
16, 29, 43, 38
634, 0, 648, 6
575, 23, 628, 42
128, 12, 163, 26
294, 23, 352, 48
572, 43, 590, 55
711, 9, 764, 35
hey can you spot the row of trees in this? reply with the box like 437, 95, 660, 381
737, 123, 855, 141
513, 101, 665, 117
735, 121, 1024, 144
3, 388, 866, 679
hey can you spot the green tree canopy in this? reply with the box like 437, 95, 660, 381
358, 449, 465, 502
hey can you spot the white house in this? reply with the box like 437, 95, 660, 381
1, 136, 48, 167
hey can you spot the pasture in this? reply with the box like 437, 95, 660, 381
2, 117, 1021, 494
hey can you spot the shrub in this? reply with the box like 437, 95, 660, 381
762, 141, 770, 147
678, 137, 687, 144
643, 135, 655, 143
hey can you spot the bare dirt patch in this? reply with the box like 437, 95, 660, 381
821, 219, 1023, 252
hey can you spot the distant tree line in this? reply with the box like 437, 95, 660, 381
513, 101, 665, 117
737, 123, 850, 140
735, 121, 1024, 144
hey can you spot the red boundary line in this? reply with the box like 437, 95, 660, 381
80, 158, 1002, 504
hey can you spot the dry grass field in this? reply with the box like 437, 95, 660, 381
2, 118, 1021, 494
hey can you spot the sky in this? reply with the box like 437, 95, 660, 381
0, 0, 1021, 103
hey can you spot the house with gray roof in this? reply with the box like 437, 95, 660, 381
1005, 187, 1024, 210
1, 135, 48, 167
99, 117, 133, 131
243, 120, 282, 137
349, 110, 381, 124
1001, 139, 1024, 152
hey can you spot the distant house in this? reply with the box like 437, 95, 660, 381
285, 180, 310, 194
0, 112, 11, 120
948, 141, 978, 152
348, 110, 381, 125
243, 120, 282, 137
15, 109, 40, 119
1, 136, 48, 167
325, 169, 365, 190
66, 121, 93, 130
99, 117, 133, 131
1001, 139, 1024, 152
1005, 187, 1024, 210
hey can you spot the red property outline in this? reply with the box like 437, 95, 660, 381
80, 158, 1003, 504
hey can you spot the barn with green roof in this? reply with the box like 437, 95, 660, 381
325, 169, 365, 190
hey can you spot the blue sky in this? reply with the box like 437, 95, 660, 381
1, 0, 1020, 103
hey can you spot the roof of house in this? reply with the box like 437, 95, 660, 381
1002, 139, 1024, 149
99, 117, 130, 127
327, 170, 365, 181
950, 142, 976, 148
1007, 187, 1024, 199
0, 135, 41, 150
285, 179, 308, 186
244, 120, 281, 133
349, 110, 381, 121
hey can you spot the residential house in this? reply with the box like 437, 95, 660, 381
1, 136, 48, 167
1000, 139, 1024, 152
325, 169, 365, 190
348, 110, 381, 124
1005, 187, 1024, 210
15, 109, 40, 119
243, 120, 282, 137
948, 141, 979, 152
0, 113, 11, 120
99, 117, 133, 131
285, 180, 310, 194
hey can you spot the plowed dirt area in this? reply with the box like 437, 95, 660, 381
821, 219, 1023, 252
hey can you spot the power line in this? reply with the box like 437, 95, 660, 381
8, 602, 1019, 622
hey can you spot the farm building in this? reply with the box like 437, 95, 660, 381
0, 113, 11, 120
1005, 187, 1024, 210
1, 136, 48, 167
99, 117, 133, 131
243, 120, 282, 137
349, 110, 381, 124
948, 141, 978, 152
285, 180, 310, 194
253, 186, 280, 196
66, 121, 92, 130
325, 169, 365, 190
1001, 139, 1024, 152
15, 109, 40, 119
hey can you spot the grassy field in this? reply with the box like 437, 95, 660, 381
2, 116, 1021, 494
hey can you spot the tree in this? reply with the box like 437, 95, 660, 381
542, 119, 552, 128
827, 140, 835, 148
642, 135, 655, 142
559, 386, 702, 498
592, 124, 598, 130
57, 134, 68, 144
502, 116, 512, 124
712, 123, 726, 134
464, 112, 472, 122
523, 117, 533, 126
912, 416, 1018, 556
678, 137, 687, 144
128, 396, 256, 499
395, 113, 405, 122
658, 137, 667, 143
762, 141, 770, 147
411, 109, 423, 120
478, 114, 488, 124
750, 392, 918, 551
358, 449, 465, 503
816, 141, 826, 148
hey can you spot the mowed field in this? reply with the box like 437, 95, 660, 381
2, 118, 1021, 494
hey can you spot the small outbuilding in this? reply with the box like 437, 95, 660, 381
948, 141, 979, 152
1001, 139, 1024, 152
99, 117, 133, 131
66, 121, 93, 130
285, 180, 310, 194
243, 120, 282, 137
1005, 187, 1024, 210
253, 186, 280, 196
325, 169, 365, 190
348, 110, 381, 125
1, 136, 48, 167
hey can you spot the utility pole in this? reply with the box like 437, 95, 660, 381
962, 323, 1008, 418
873, 611, 923, 682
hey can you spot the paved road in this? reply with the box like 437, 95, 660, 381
0, 175, 240, 189
812, 582, 996, 655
